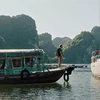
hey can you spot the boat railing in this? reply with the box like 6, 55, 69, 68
0, 49, 49, 75
95, 55, 100, 59
0, 64, 47, 75
91, 54, 100, 62
0, 56, 49, 75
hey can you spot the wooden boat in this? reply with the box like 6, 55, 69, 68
0, 49, 74, 84
91, 50, 100, 78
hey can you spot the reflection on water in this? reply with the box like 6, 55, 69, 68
63, 82, 71, 89
91, 76, 100, 100
1, 67, 100, 100
0, 82, 71, 100
91, 76, 100, 88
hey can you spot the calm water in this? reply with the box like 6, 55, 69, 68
0, 65, 100, 100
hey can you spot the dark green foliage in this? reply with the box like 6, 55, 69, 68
63, 31, 95, 63
0, 14, 100, 64
52, 37, 71, 48
0, 36, 6, 48
39, 33, 56, 57
0, 14, 38, 49
91, 26, 100, 49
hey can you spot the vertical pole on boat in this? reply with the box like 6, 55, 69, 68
5, 53, 8, 74
23, 57, 26, 68
42, 56, 45, 72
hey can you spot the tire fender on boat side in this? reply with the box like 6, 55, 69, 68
63, 73, 69, 82
20, 69, 30, 79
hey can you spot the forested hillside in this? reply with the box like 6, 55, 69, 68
38, 33, 56, 57
0, 14, 38, 49
52, 26, 100, 64
63, 31, 95, 63
52, 37, 71, 48
91, 26, 100, 49
0, 14, 100, 63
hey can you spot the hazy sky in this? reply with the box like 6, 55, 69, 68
0, 0, 99, 39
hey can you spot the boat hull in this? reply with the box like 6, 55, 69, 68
0, 69, 65, 84
91, 60, 100, 78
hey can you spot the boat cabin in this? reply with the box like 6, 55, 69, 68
91, 50, 100, 62
0, 49, 46, 75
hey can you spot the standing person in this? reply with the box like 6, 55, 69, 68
56, 44, 63, 68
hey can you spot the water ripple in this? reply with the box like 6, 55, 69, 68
0, 67, 100, 100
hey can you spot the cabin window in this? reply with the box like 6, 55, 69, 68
12, 58, 22, 68
25, 56, 42, 67
25, 58, 31, 67
25, 57, 36, 67
8, 58, 13, 68
37, 57, 42, 64
0, 58, 5, 69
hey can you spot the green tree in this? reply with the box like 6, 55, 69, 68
52, 37, 71, 48
0, 14, 38, 49
0, 36, 6, 48
91, 26, 100, 49
39, 32, 56, 57
63, 31, 95, 63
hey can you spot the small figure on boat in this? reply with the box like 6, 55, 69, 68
56, 44, 63, 68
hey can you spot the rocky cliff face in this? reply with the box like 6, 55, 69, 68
63, 31, 96, 63
0, 14, 38, 49
52, 37, 71, 48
